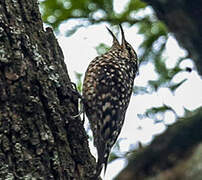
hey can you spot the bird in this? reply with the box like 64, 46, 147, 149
82, 24, 138, 178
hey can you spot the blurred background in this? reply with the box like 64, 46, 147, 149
39, 0, 202, 179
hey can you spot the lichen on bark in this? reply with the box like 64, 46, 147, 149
0, 0, 96, 179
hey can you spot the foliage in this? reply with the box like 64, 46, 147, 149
95, 43, 110, 55
40, 0, 146, 31
39, 0, 187, 93
74, 71, 83, 93
144, 105, 176, 123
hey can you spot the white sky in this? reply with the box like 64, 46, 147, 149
55, 4, 202, 179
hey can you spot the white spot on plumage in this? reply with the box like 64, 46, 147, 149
102, 102, 111, 111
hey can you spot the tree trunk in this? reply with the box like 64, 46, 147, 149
0, 0, 96, 179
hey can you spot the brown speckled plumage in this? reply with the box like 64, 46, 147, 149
83, 25, 138, 178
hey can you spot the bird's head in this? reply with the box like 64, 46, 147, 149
106, 25, 138, 64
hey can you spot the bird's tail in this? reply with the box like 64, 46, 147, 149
96, 145, 110, 177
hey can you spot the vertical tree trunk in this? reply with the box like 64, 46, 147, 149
0, 0, 96, 179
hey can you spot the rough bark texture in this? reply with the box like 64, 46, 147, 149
116, 0, 202, 179
0, 0, 96, 179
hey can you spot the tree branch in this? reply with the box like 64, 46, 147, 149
116, 107, 202, 180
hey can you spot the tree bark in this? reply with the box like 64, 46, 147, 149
0, 0, 96, 179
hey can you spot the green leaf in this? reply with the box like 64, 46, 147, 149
74, 71, 83, 93
169, 79, 187, 92
128, 0, 147, 11
95, 43, 110, 55
147, 105, 173, 114
148, 80, 161, 91
108, 152, 120, 163
145, 105, 175, 121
